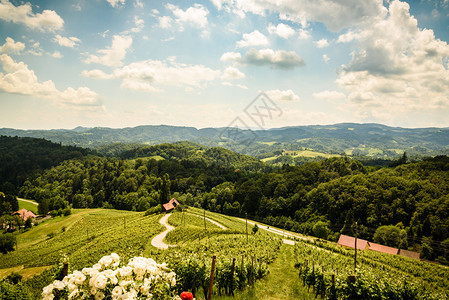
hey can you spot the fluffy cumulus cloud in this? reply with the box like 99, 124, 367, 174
335, 0, 449, 121
220, 49, 305, 69
312, 90, 345, 100
210, 0, 386, 32
84, 35, 132, 67
166, 3, 209, 29
0, 37, 25, 54
267, 23, 295, 39
83, 58, 221, 92
221, 66, 245, 80
158, 16, 173, 29
315, 39, 329, 48
236, 30, 269, 48
53, 35, 81, 48
0, 54, 100, 106
220, 51, 242, 62
245, 48, 304, 69
106, 0, 125, 8
0, 0, 64, 31
266, 89, 300, 101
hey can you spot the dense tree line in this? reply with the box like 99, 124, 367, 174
0, 136, 93, 194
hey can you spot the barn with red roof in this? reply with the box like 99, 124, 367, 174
162, 198, 180, 212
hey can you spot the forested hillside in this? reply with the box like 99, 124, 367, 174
1, 137, 448, 264
0, 136, 93, 194
2, 123, 449, 159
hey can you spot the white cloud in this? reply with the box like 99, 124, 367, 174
335, 0, 449, 121
245, 48, 305, 69
267, 23, 295, 39
298, 29, 311, 40
220, 51, 242, 62
322, 54, 330, 62
53, 35, 81, 48
222, 81, 248, 89
158, 16, 173, 29
337, 31, 362, 43
312, 90, 345, 100
236, 30, 269, 48
0, 37, 25, 54
266, 89, 300, 101
0, 54, 100, 106
315, 39, 329, 48
166, 4, 209, 29
83, 58, 221, 92
134, 0, 143, 9
0, 0, 64, 31
213, 0, 386, 32
84, 35, 132, 67
130, 16, 144, 33
221, 66, 245, 80
50, 51, 62, 58
106, 0, 125, 8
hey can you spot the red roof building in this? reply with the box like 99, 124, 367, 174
12, 208, 36, 220
368, 242, 399, 255
399, 249, 420, 260
337, 234, 369, 250
162, 198, 180, 212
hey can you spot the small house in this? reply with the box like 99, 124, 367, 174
162, 198, 180, 213
368, 242, 399, 255
337, 234, 369, 250
12, 208, 36, 221
399, 249, 420, 260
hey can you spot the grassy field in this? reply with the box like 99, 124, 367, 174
2, 207, 448, 299
17, 198, 38, 214
261, 149, 340, 162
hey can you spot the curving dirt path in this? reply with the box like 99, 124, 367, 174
151, 214, 175, 250
17, 198, 38, 206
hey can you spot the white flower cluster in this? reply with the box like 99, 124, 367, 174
42, 253, 178, 300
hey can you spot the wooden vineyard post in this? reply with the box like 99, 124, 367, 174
62, 262, 69, 277
250, 256, 254, 286
354, 222, 357, 270
245, 213, 248, 243
204, 210, 207, 231
207, 255, 216, 300
230, 258, 236, 295
124, 216, 126, 229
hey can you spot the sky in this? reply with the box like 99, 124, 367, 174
0, 0, 449, 130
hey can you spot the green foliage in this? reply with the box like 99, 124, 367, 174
0, 233, 16, 253
144, 204, 162, 216
252, 223, 259, 234
0, 136, 92, 193
295, 238, 449, 299
373, 225, 407, 248
5, 272, 22, 284
0, 192, 18, 216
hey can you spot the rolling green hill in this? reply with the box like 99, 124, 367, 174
2, 123, 449, 159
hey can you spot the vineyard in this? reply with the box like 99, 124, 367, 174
0, 208, 448, 299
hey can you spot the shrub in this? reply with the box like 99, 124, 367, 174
6, 272, 22, 284
145, 204, 162, 216
0, 233, 16, 254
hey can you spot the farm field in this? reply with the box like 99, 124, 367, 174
1, 207, 448, 299
17, 198, 38, 214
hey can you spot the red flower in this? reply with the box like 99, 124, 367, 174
180, 291, 194, 300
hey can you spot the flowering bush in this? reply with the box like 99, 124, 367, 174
42, 253, 179, 300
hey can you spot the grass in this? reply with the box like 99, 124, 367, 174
17, 198, 38, 214
212, 244, 314, 300
17, 209, 98, 249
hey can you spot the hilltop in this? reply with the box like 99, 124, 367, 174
2, 123, 449, 160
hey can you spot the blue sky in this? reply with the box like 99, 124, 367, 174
0, 0, 448, 129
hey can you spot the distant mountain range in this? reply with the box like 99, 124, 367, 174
1, 123, 449, 159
